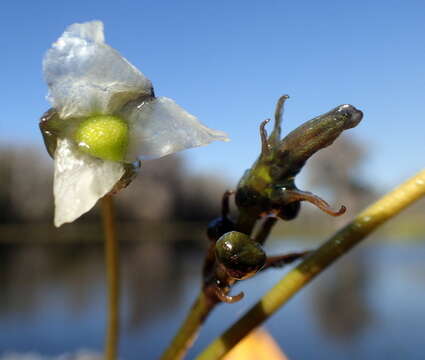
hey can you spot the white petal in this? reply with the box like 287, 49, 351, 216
121, 97, 229, 160
53, 138, 125, 227
43, 21, 152, 119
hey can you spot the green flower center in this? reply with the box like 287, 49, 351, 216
73, 115, 129, 162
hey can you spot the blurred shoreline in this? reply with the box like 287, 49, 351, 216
1, 136, 424, 243
0, 216, 423, 245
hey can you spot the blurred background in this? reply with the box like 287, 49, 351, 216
0, 1, 424, 359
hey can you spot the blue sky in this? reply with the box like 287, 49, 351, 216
1, 0, 424, 190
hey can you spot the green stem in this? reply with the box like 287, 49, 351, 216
196, 169, 425, 360
161, 293, 217, 360
160, 205, 262, 359
101, 195, 120, 360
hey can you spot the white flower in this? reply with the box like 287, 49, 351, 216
42, 21, 228, 227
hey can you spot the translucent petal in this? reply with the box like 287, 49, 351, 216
121, 97, 229, 160
43, 21, 152, 119
53, 138, 125, 227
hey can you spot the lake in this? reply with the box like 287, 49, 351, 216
0, 228, 424, 359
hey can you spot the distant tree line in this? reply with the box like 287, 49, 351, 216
0, 145, 228, 224
1, 137, 423, 231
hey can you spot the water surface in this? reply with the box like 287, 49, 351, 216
0, 230, 424, 359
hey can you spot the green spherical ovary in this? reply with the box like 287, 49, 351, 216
73, 115, 129, 162
215, 231, 266, 280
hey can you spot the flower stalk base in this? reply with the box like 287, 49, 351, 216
101, 195, 120, 360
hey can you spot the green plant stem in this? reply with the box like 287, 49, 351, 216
161, 200, 262, 360
161, 292, 217, 360
101, 195, 120, 360
196, 169, 425, 360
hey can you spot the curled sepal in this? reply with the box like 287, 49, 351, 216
268, 94, 289, 148
215, 231, 266, 280
39, 108, 61, 158
271, 187, 346, 217
259, 95, 290, 159
213, 284, 245, 304
259, 119, 271, 158
109, 160, 141, 195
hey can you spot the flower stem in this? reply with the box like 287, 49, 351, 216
101, 195, 120, 360
161, 292, 218, 360
196, 169, 425, 360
